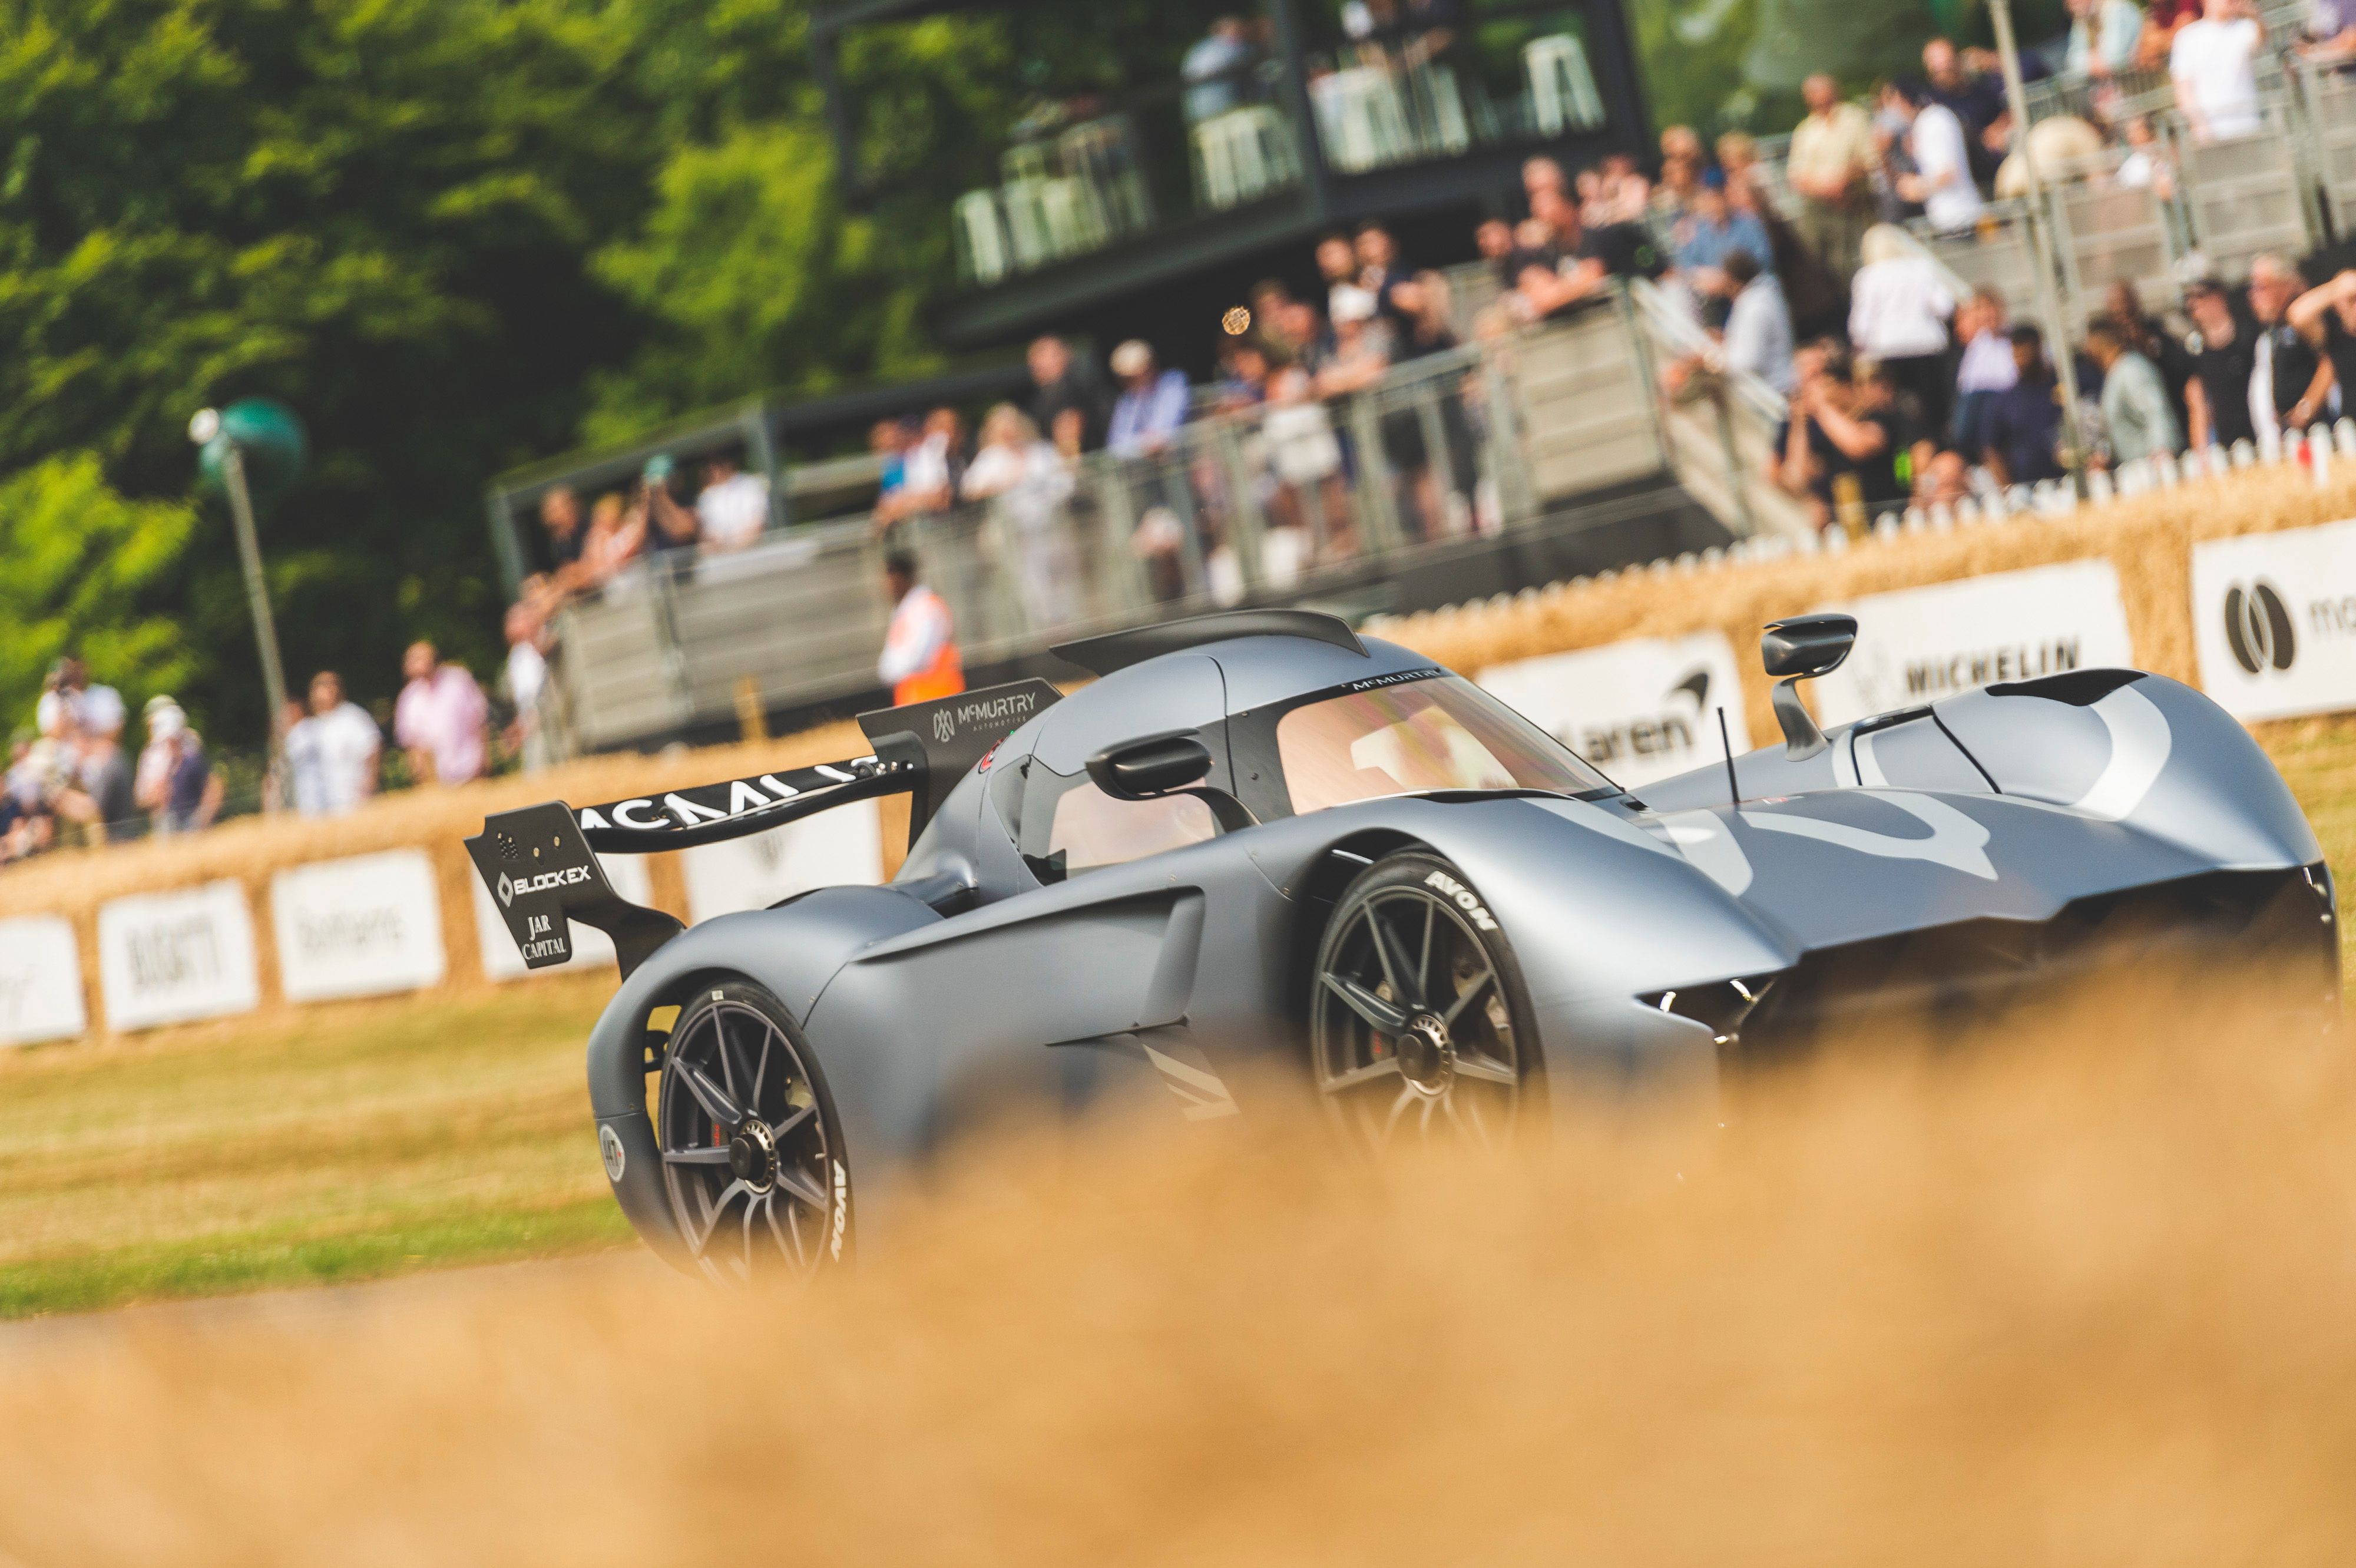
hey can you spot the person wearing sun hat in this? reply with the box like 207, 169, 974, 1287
1106, 340, 1190, 459
133, 694, 221, 834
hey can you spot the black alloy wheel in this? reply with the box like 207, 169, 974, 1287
656, 980, 851, 1281
1310, 852, 1536, 1149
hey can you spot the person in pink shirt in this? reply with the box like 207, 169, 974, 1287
393, 640, 489, 786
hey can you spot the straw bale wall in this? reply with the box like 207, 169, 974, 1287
1376, 464, 2356, 752
1, 720, 912, 1037
11, 457, 2356, 1039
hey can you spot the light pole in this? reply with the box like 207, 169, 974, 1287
191, 402, 305, 795
1987, 0, 2094, 480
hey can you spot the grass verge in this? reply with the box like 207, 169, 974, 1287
0, 978, 627, 1319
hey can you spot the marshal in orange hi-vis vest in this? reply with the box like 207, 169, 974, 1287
880, 584, 965, 706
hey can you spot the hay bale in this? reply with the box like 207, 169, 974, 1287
1385, 464, 2356, 752
4, 721, 876, 1032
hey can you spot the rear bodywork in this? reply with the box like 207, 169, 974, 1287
466, 618, 2336, 1261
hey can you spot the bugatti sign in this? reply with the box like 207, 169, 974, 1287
2192, 519, 2356, 720
96, 881, 262, 1031
1477, 632, 1752, 789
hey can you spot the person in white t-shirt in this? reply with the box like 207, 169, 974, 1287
1893, 84, 1984, 234
2172, 0, 2266, 144
284, 670, 381, 817
1851, 223, 1960, 439
693, 454, 770, 553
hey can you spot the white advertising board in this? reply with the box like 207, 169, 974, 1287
97, 881, 262, 1031
471, 850, 652, 981
1477, 632, 1752, 789
681, 800, 884, 924
2189, 517, 2356, 722
1808, 560, 2138, 727
0, 916, 87, 1046
272, 850, 448, 1003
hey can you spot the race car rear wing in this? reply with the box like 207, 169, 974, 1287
464, 677, 1060, 977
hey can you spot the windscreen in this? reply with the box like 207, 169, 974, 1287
1275, 675, 1616, 815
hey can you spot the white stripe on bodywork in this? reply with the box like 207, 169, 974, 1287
1854, 728, 1889, 787
1660, 810, 1755, 896
1740, 792, 1998, 881
1834, 726, 1891, 789
2071, 685, 2172, 822
1143, 1043, 1240, 1121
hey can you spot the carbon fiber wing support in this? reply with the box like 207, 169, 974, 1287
462, 679, 1060, 977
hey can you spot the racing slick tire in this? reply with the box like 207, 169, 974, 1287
1309, 851, 1541, 1151
654, 978, 853, 1281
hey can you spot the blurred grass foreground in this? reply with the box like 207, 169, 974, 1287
0, 725, 2353, 1561
5, 717, 2356, 1322
1, 964, 2354, 1564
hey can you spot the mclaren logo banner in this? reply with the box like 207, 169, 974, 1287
1477, 633, 1752, 789
2190, 517, 2356, 721
1809, 561, 2137, 727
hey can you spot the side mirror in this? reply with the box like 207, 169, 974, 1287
1085, 731, 1256, 832
1087, 732, 1214, 800
1759, 614, 1857, 760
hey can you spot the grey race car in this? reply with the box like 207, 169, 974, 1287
467, 608, 2338, 1280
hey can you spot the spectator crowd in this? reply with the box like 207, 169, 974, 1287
5, 657, 237, 865
518, 211, 1521, 677
24, 0, 2325, 868
488, 0, 2356, 728
1631, 1, 2356, 531
4, 638, 505, 868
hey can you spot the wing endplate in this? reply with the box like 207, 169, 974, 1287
463, 802, 685, 978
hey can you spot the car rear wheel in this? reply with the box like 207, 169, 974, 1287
656, 980, 851, 1281
1310, 852, 1537, 1150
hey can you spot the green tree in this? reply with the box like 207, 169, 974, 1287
581, 123, 940, 448
0, 0, 1033, 742
0, 0, 673, 740
0, 452, 196, 735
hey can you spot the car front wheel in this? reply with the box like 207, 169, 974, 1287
1309, 852, 1538, 1150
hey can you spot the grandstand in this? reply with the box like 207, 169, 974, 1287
489, 0, 2356, 762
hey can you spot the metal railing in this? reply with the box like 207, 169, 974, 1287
538, 315, 1681, 755
1626, 277, 1815, 542
1750, 41, 2355, 306
2020, 61, 2178, 131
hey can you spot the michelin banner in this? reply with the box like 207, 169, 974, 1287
681, 800, 884, 924
0, 916, 87, 1047
272, 850, 448, 1003
472, 851, 653, 981
1477, 633, 1752, 789
97, 881, 262, 1031
2189, 517, 2356, 722
1808, 561, 2137, 727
